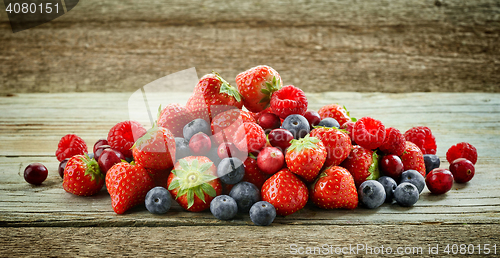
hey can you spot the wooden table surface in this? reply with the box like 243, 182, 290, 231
1, 91, 499, 257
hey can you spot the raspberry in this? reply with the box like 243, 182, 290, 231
232, 122, 266, 153
379, 127, 405, 156
55, 134, 87, 162
270, 85, 308, 119
404, 126, 437, 155
107, 121, 146, 158
446, 142, 477, 165
352, 117, 386, 150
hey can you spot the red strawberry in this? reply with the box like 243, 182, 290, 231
310, 166, 358, 209
132, 126, 176, 170
404, 126, 437, 155
446, 142, 478, 165
310, 127, 352, 167
242, 155, 269, 189
400, 141, 426, 177
261, 169, 308, 216
167, 156, 222, 212
157, 103, 195, 138
340, 145, 379, 187
340, 121, 356, 145
285, 135, 327, 183
352, 117, 386, 150
186, 73, 242, 122
63, 154, 104, 196
232, 122, 267, 153
211, 109, 254, 145
236, 65, 282, 113
56, 134, 88, 162
107, 120, 147, 158
270, 85, 308, 119
318, 104, 353, 126
379, 127, 405, 156
106, 162, 155, 214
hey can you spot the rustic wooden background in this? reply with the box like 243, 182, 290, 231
1, 0, 499, 94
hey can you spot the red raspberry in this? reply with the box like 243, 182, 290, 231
270, 85, 308, 119
55, 134, 88, 162
379, 127, 405, 156
446, 142, 478, 165
107, 121, 146, 158
232, 122, 266, 153
404, 126, 437, 155
352, 117, 386, 150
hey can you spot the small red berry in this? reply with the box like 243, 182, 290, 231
446, 142, 478, 165
93, 139, 108, 155
189, 132, 212, 156
380, 154, 404, 180
449, 158, 475, 183
379, 127, 405, 156
98, 148, 125, 174
404, 126, 437, 155
258, 113, 281, 133
58, 158, 69, 179
107, 121, 147, 158
24, 163, 48, 185
55, 134, 88, 162
425, 168, 454, 195
257, 147, 285, 175
303, 110, 321, 129
268, 128, 294, 153
270, 85, 308, 119
352, 117, 386, 150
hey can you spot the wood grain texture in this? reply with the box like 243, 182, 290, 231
1, 225, 499, 257
1, 0, 499, 94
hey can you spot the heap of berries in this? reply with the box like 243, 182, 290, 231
25, 65, 478, 226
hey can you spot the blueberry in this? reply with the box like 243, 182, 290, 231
205, 147, 222, 167
281, 114, 310, 139
183, 118, 212, 141
249, 201, 276, 226
318, 118, 340, 128
394, 182, 419, 207
217, 157, 245, 185
87, 153, 95, 160
145, 187, 172, 214
358, 180, 386, 209
175, 137, 191, 160
400, 170, 425, 193
210, 195, 238, 220
229, 182, 260, 213
378, 176, 397, 203
423, 154, 440, 175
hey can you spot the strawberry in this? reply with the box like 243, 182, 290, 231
106, 161, 155, 214
340, 145, 379, 187
63, 154, 104, 196
167, 156, 222, 212
157, 103, 195, 138
211, 109, 255, 145
310, 166, 358, 209
56, 134, 88, 162
186, 73, 242, 122
318, 104, 354, 126
132, 125, 176, 170
270, 85, 308, 119
242, 154, 270, 189
285, 135, 327, 183
400, 141, 426, 177
107, 120, 147, 158
232, 122, 267, 153
310, 127, 352, 167
235, 65, 282, 113
261, 169, 308, 216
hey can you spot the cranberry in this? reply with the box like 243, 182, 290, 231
58, 158, 69, 179
257, 147, 285, 175
217, 142, 244, 160
303, 110, 321, 129
93, 138, 109, 154
258, 113, 281, 133
425, 168, 454, 195
449, 158, 475, 183
94, 145, 111, 161
268, 129, 294, 153
380, 154, 404, 180
98, 148, 124, 174
24, 163, 48, 185
189, 132, 212, 156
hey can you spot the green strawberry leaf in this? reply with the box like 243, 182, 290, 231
288, 135, 321, 153
194, 187, 205, 203
179, 158, 190, 171
168, 179, 180, 191
187, 189, 195, 208
176, 188, 188, 200
366, 151, 380, 181
199, 162, 213, 174
214, 71, 242, 102
201, 183, 216, 197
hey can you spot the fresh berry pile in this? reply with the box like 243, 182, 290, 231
26, 65, 479, 226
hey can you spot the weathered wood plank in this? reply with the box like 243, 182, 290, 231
1, 0, 499, 94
